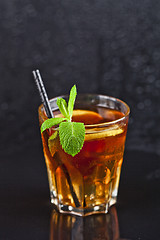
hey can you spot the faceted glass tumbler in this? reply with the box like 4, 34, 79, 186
38, 94, 130, 216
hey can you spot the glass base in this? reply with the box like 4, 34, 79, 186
53, 203, 109, 217
50, 191, 117, 216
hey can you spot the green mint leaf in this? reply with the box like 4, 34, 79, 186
48, 131, 59, 156
41, 117, 66, 133
49, 131, 58, 140
59, 121, 85, 157
57, 98, 69, 119
68, 85, 77, 120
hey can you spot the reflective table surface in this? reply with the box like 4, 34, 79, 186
0, 148, 160, 239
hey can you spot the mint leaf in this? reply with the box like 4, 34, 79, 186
59, 121, 85, 157
41, 117, 66, 133
48, 131, 59, 156
48, 131, 58, 140
68, 85, 77, 120
57, 98, 69, 119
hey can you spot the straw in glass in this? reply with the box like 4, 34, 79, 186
32, 69, 80, 208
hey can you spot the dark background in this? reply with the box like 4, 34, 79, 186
0, 0, 160, 239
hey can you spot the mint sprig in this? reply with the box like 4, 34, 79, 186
41, 85, 85, 157
41, 117, 66, 133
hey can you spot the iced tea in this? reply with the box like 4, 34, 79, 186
39, 94, 129, 216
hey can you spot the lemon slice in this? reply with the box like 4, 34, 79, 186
72, 110, 102, 118
56, 109, 103, 124
85, 125, 124, 141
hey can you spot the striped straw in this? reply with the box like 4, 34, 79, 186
32, 69, 54, 119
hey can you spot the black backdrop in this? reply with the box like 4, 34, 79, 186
1, 0, 160, 154
0, 1, 160, 239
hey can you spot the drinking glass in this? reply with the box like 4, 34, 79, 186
38, 94, 130, 216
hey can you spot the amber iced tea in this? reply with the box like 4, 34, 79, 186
39, 94, 129, 216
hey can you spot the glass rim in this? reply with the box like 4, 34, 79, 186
39, 94, 130, 129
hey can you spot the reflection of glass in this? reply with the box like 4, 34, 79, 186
50, 206, 120, 240
39, 94, 129, 216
